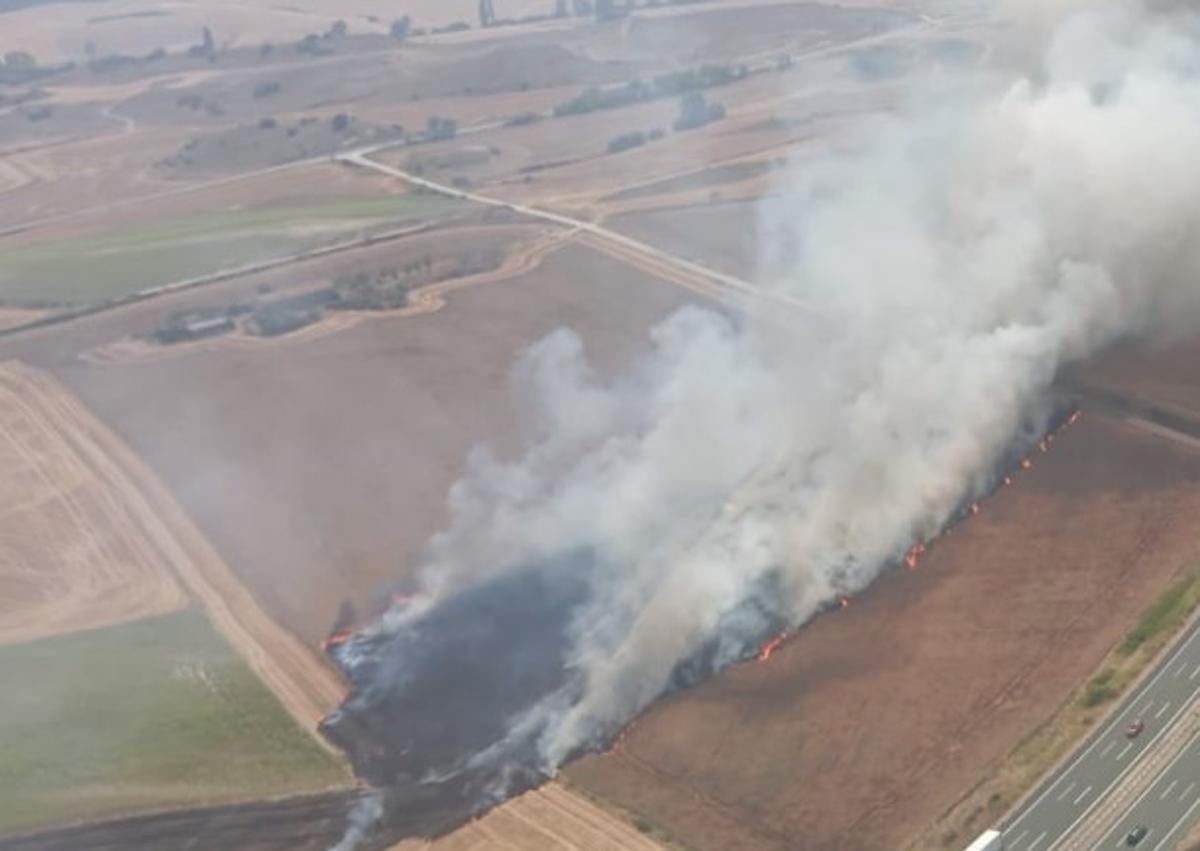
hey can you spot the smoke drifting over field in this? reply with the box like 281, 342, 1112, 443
325, 0, 1200, 842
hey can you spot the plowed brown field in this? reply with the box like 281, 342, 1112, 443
568, 410, 1200, 851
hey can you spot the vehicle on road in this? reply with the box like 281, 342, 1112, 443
1126, 718, 1145, 738
1126, 824, 1148, 846
962, 829, 1002, 851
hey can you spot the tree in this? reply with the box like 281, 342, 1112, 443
331, 113, 351, 133
426, 115, 458, 140
202, 27, 215, 54
390, 16, 412, 40
554, 0, 569, 16
674, 92, 725, 131
3, 51, 36, 70
329, 19, 348, 38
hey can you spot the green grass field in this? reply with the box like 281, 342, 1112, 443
0, 608, 349, 836
0, 194, 461, 307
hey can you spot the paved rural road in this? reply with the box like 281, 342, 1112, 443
1001, 615, 1200, 851
337, 148, 821, 314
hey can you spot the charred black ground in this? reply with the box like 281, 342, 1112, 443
319, 398, 1078, 846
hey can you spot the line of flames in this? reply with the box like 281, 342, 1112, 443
754, 409, 1083, 664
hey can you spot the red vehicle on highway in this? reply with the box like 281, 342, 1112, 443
1126, 718, 1145, 739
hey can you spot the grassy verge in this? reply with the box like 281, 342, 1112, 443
0, 608, 349, 836
0, 194, 460, 306
909, 568, 1200, 851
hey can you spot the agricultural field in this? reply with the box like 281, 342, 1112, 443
0, 609, 347, 836
6, 1, 1199, 851
567, 411, 1200, 851
0, 193, 461, 306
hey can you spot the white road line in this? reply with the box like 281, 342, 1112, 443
1073, 785, 1092, 806
1097, 727, 1200, 850
1010, 828, 1029, 850
1027, 830, 1048, 851
1182, 782, 1197, 802
1117, 741, 1135, 761
1142, 701, 1155, 714
1176, 662, 1189, 677
1155, 793, 1200, 851
1004, 622, 1200, 838
1057, 781, 1078, 801
1101, 740, 1117, 758
1191, 661, 1200, 680
1157, 701, 1174, 719
1162, 780, 1179, 800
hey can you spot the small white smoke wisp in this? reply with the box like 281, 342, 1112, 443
326, 790, 383, 851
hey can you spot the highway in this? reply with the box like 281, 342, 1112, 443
1000, 612, 1200, 851
1096, 728, 1200, 851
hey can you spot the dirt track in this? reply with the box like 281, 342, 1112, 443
0, 361, 343, 740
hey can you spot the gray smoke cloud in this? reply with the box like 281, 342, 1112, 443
401, 0, 1200, 774
327, 791, 383, 851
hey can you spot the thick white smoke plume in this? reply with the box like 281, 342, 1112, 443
414, 0, 1200, 770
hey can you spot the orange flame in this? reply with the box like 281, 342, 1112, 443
321, 631, 350, 652
904, 542, 927, 569
1020, 458, 1033, 470
840, 596, 850, 609
969, 502, 980, 516
758, 633, 787, 662
1068, 411, 1082, 425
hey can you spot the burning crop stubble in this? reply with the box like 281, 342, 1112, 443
324, 1, 1200, 846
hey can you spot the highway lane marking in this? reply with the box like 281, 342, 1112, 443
1057, 781, 1077, 801
1162, 780, 1179, 800
1101, 740, 1117, 758
1117, 741, 1135, 761
1027, 830, 1048, 851
1191, 662, 1200, 681
1073, 785, 1093, 806
1182, 781, 1197, 801
1010, 828, 1029, 849
1176, 662, 1189, 677
1157, 701, 1174, 719
1154, 791, 1200, 850
1142, 701, 1155, 715
1002, 620, 1200, 837
1095, 725, 1200, 850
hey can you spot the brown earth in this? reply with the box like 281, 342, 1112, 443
566, 410, 1200, 851
392, 784, 669, 851
0, 360, 187, 644
1071, 340, 1200, 425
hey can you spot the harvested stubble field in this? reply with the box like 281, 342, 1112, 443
0, 359, 187, 645
567, 410, 1200, 851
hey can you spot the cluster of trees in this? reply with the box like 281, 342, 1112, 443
607, 127, 663, 154
503, 111, 542, 127
553, 63, 746, 117
252, 81, 281, 99
425, 116, 458, 141
674, 91, 725, 131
